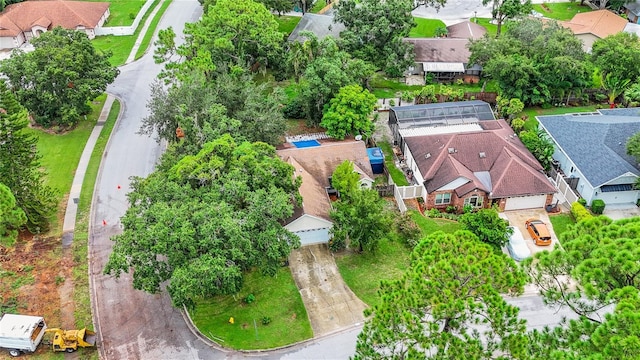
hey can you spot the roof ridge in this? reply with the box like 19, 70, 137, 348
60, 0, 91, 26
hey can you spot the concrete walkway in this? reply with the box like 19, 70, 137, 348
61, 95, 115, 246
126, 0, 168, 64
288, 244, 368, 337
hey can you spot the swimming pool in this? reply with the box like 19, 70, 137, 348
292, 139, 321, 148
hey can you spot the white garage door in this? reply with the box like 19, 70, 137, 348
294, 228, 331, 246
504, 195, 547, 211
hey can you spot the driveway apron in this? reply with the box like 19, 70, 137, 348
288, 244, 368, 337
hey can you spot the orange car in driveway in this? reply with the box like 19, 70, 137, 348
525, 218, 552, 246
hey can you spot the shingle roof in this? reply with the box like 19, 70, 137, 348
404, 38, 472, 63
0, 0, 109, 37
277, 140, 374, 220
537, 109, 640, 188
287, 13, 345, 42
446, 20, 487, 40
404, 119, 555, 198
560, 9, 628, 38
624, 1, 640, 16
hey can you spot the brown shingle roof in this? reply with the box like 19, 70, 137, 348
560, 9, 628, 38
0, 0, 109, 37
404, 38, 472, 63
277, 140, 374, 220
446, 20, 487, 40
404, 119, 555, 199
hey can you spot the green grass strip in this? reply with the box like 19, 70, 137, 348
135, 0, 174, 61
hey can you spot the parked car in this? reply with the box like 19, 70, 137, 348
506, 226, 531, 261
525, 218, 552, 246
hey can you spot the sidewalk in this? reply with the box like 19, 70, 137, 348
126, 0, 167, 64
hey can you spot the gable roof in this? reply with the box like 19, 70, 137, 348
537, 108, 640, 188
0, 0, 109, 37
446, 20, 487, 40
287, 13, 345, 42
404, 119, 555, 198
277, 140, 374, 221
560, 9, 628, 38
404, 38, 472, 63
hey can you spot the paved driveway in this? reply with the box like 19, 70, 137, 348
288, 245, 368, 337
503, 209, 560, 255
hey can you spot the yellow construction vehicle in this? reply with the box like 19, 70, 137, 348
44, 328, 96, 353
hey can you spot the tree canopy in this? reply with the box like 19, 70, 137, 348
519, 129, 555, 171
459, 207, 512, 248
320, 84, 377, 140
591, 32, 640, 83
334, 0, 416, 77
330, 161, 361, 200
0, 81, 56, 233
482, 0, 532, 36
0, 183, 26, 246
355, 230, 527, 359
0, 27, 118, 127
104, 135, 302, 309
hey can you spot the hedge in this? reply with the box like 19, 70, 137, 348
571, 202, 593, 222
591, 199, 606, 214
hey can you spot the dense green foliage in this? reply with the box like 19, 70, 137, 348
591, 199, 605, 214
591, 32, 640, 84
469, 19, 590, 106
482, 0, 532, 35
104, 135, 302, 309
0, 81, 56, 233
459, 207, 511, 248
320, 85, 377, 140
0, 27, 118, 127
571, 201, 593, 222
627, 132, 640, 164
519, 129, 555, 171
330, 161, 361, 200
0, 183, 26, 246
355, 230, 527, 359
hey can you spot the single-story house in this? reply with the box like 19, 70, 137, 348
538, 108, 640, 206
399, 118, 556, 211
0, 0, 110, 50
277, 140, 374, 246
560, 9, 628, 52
624, 1, 640, 24
388, 100, 496, 149
405, 20, 486, 82
287, 13, 345, 42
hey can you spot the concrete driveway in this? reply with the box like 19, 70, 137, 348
288, 245, 368, 337
503, 209, 560, 255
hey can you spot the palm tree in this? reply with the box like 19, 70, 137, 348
602, 73, 631, 108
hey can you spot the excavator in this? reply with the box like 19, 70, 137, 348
44, 328, 96, 353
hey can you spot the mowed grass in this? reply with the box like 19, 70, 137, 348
190, 267, 312, 350
335, 238, 411, 307
532, 2, 591, 21
92, 0, 163, 66
548, 213, 576, 244
135, 0, 173, 60
276, 15, 302, 35
410, 210, 463, 236
475, 18, 497, 37
378, 141, 409, 186
520, 105, 599, 131
86, 0, 146, 26
410, 17, 446, 38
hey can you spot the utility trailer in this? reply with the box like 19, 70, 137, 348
0, 314, 47, 357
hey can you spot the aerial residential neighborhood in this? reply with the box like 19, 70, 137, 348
1, 0, 640, 359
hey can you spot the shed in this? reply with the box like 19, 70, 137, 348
367, 148, 385, 174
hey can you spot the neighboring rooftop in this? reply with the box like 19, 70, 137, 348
537, 108, 640, 187
287, 13, 345, 42
0, 0, 110, 38
390, 101, 496, 129
560, 9, 628, 38
446, 20, 487, 40
404, 38, 472, 63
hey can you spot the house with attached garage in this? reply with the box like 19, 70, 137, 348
391, 101, 556, 211
537, 108, 640, 207
276, 139, 374, 246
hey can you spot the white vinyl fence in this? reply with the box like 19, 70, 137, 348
94, 0, 156, 36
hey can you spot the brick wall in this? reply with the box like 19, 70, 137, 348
426, 189, 489, 213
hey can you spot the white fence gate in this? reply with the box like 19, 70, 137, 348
552, 173, 580, 205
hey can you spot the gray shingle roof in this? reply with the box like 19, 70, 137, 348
537, 109, 640, 187
287, 14, 345, 42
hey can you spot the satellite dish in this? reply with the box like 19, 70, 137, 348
355, 135, 363, 141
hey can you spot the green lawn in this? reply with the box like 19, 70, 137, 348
548, 213, 576, 244
276, 15, 302, 35
410, 18, 446, 38
190, 267, 312, 350
475, 18, 497, 37
310, 0, 327, 13
87, 0, 146, 26
72, 100, 120, 333
335, 238, 411, 307
521, 105, 599, 131
134, 0, 173, 60
410, 210, 463, 236
93, 0, 164, 66
378, 141, 409, 186
532, 2, 591, 21
370, 73, 498, 99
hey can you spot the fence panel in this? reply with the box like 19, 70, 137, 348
95, 0, 155, 36
394, 185, 407, 213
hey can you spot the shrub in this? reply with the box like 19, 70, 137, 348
578, 198, 587, 206
427, 208, 441, 218
591, 199, 606, 214
244, 294, 256, 304
462, 204, 473, 214
261, 316, 271, 325
445, 205, 458, 214
283, 97, 305, 119
571, 202, 593, 222
395, 212, 422, 248
511, 119, 525, 134
328, 229, 346, 252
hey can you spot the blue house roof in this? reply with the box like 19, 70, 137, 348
537, 108, 640, 187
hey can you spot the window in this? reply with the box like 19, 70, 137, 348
464, 195, 483, 208
435, 193, 451, 205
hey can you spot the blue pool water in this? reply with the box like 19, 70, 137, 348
292, 140, 321, 148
